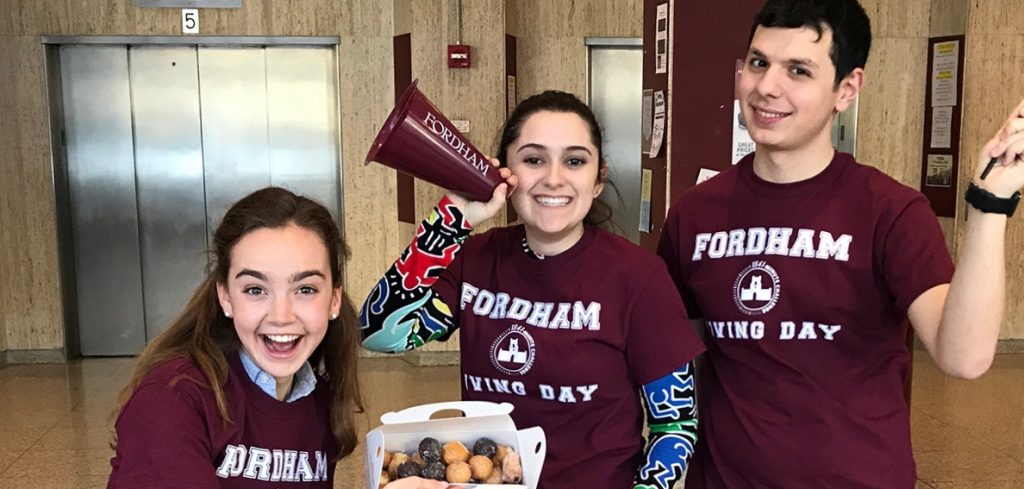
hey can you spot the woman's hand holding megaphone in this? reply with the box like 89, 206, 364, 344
446, 157, 518, 227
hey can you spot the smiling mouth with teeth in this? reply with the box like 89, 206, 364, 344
261, 334, 302, 355
535, 196, 571, 206
753, 106, 790, 120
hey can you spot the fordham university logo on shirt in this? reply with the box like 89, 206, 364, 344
490, 324, 536, 376
733, 260, 781, 315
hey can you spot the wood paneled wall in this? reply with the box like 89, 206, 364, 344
411, 0, 508, 228
928, 0, 967, 253
930, 0, 968, 38
339, 33, 405, 315
407, 0, 510, 353
0, 0, 401, 355
960, 0, 1024, 339
0, 0, 643, 359
6, 0, 1021, 356
855, 0, 930, 188
0, 35, 65, 352
0, 252, 6, 355
841, 0, 1024, 339
516, 0, 642, 100
855, 1, 965, 254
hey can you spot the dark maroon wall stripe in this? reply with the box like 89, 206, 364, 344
394, 33, 415, 224
506, 33, 519, 225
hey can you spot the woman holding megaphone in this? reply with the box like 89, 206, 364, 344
361, 90, 704, 489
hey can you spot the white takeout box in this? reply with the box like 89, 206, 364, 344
365, 401, 546, 489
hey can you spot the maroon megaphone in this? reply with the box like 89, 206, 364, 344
365, 80, 504, 202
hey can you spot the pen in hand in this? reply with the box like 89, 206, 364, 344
980, 157, 998, 180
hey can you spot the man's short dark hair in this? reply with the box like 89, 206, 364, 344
750, 0, 872, 87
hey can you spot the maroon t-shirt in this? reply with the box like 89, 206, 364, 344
432, 225, 704, 489
658, 152, 954, 489
108, 352, 339, 488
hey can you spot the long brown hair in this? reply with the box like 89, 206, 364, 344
113, 187, 364, 459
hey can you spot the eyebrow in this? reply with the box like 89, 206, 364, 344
517, 143, 593, 155
234, 269, 326, 282
235, 269, 268, 281
290, 270, 326, 282
750, 48, 819, 69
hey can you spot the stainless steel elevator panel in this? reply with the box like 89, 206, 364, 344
198, 47, 271, 232
832, 97, 859, 157
60, 45, 147, 355
129, 46, 209, 338
266, 47, 341, 214
55, 42, 343, 356
589, 45, 643, 243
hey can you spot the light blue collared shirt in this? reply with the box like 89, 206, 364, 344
238, 348, 317, 403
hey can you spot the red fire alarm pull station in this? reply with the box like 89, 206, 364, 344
447, 44, 471, 68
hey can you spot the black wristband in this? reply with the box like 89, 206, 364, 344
964, 182, 1020, 217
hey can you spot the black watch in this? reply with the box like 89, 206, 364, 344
965, 182, 1021, 217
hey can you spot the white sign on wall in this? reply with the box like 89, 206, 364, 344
931, 40, 960, 107
182, 9, 199, 34
696, 168, 721, 185
731, 100, 755, 164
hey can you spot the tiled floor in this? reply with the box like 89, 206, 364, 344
0, 352, 1021, 488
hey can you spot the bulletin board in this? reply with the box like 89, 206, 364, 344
920, 35, 966, 218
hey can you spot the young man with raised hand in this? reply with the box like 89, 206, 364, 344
657, 1, 1024, 487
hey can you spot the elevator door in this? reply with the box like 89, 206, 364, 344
832, 97, 858, 156
59, 44, 341, 356
588, 40, 643, 243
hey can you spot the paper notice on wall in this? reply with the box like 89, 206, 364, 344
696, 168, 720, 185
925, 154, 954, 188
642, 89, 654, 155
931, 40, 959, 107
639, 169, 653, 233
930, 106, 953, 149
649, 90, 666, 158
506, 75, 517, 116
655, 3, 669, 74
732, 100, 755, 164
451, 120, 470, 134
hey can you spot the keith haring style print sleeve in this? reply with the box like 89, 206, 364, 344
360, 197, 470, 353
634, 361, 698, 489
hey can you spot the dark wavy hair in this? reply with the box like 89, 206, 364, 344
750, 0, 872, 87
496, 90, 614, 228
113, 187, 364, 460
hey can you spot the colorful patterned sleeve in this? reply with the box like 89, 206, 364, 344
359, 197, 471, 353
634, 361, 698, 489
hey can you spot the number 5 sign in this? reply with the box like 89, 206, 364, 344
182, 9, 199, 34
